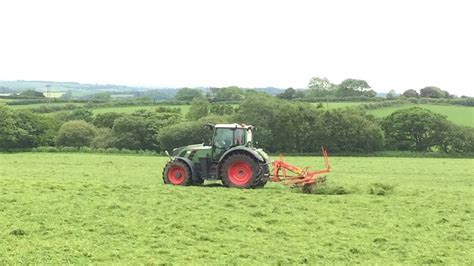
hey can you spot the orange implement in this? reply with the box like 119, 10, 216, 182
271, 147, 330, 188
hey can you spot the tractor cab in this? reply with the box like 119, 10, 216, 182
208, 124, 253, 161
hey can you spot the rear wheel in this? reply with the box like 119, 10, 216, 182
221, 153, 267, 188
163, 160, 192, 186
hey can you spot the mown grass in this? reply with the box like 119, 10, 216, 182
0, 153, 472, 264
368, 104, 474, 127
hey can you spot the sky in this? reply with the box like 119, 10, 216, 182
0, 0, 473, 96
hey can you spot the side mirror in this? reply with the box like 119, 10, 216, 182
204, 124, 214, 131
202, 138, 212, 146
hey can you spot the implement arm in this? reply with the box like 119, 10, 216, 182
271, 147, 330, 187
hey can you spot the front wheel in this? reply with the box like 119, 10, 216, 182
163, 160, 192, 186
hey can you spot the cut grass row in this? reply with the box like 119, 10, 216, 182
0, 153, 472, 264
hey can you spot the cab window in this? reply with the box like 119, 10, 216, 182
214, 128, 246, 148
234, 129, 245, 145
214, 128, 233, 148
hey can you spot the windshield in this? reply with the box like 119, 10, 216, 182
214, 128, 247, 147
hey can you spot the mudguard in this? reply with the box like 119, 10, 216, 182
219, 146, 265, 163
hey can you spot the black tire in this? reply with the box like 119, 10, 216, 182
253, 163, 269, 188
163, 160, 193, 186
220, 153, 268, 188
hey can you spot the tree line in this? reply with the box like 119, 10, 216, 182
1, 95, 473, 154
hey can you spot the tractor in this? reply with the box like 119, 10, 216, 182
163, 123, 330, 191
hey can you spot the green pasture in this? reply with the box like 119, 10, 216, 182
367, 104, 474, 127
0, 153, 472, 264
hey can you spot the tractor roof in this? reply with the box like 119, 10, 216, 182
214, 123, 253, 129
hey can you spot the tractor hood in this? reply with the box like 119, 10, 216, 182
171, 143, 206, 157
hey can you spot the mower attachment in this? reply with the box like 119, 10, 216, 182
271, 147, 330, 192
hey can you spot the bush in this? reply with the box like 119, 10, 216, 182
91, 128, 114, 149
0, 108, 56, 150
66, 108, 94, 122
56, 120, 97, 147
441, 125, 474, 153
382, 107, 452, 151
112, 114, 165, 151
186, 98, 210, 120
93, 112, 123, 128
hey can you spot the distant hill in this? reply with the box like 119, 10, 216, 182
0, 80, 154, 92
253, 87, 285, 96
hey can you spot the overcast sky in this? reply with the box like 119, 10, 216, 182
0, 0, 473, 95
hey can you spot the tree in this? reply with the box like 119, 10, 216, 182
337, 79, 371, 97
420, 86, 445, 98
111, 111, 173, 151
277, 87, 295, 99
210, 104, 234, 116
56, 120, 97, 147
308, 77, 332, 91
93, 112, 123, 128
363, 90, 377, 98
439, 124, 474, 153
318, 109, 384, 153
293, 90, 306, 99
0, 108, 55, 150
186, 98, 210, 120
93, 92, 112, 101
91, 128, 114, 149
211, 86, 245, 101
386, 90, 398, 99
112, 115, 150, 150
235, 95, 384, 153
0, 107, 18, 149
402, 89, 419, 98
442, 90, 451, 98
307, 77, 336, 97
382, 107, 451, 151
175, 88, 202, 101
19, 90, 45, 98
235, 95, 279, 152
66, 108, 94, 123
158, 121, 212, 152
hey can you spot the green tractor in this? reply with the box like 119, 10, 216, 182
163, 123, 270, 188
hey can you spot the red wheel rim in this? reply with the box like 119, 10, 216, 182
227, 161, 252, 186
167, 165, 186, 185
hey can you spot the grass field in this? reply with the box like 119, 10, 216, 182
0, 153, 472, 264
368, 104, 474, 127
0, 98, 14, 105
